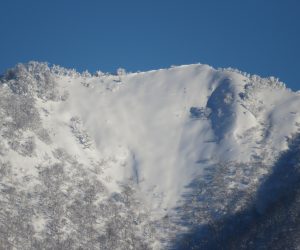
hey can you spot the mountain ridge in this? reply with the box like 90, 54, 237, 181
0, 61, 299, 249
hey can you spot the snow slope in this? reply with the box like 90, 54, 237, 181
54, 63, 299, 209
0, 62, 300, 249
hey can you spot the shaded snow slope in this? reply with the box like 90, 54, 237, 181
0, 62, 300, 249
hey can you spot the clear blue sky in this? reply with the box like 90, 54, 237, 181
1, 0, 299, 90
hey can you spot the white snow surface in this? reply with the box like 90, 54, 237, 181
2, 62, 300, 248
24, 63, 299, 217
2, 62, 300, 223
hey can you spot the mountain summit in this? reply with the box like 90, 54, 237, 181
1, 62, 300, 249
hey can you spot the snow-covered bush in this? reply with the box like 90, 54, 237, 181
69, 116, 92, 149
3, 62, 60, 100
117, 67, 126, 76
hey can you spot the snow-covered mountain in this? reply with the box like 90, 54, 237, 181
0, 62, 300, 249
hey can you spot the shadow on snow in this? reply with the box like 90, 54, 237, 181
172, 133, 300, 250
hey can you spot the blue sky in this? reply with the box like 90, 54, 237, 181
1, 0, 299, 90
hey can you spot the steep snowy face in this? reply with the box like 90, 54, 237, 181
54, 63, 298, 208
0, 62, 300, 249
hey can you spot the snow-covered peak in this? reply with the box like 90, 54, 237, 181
0, 62, 299, 249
